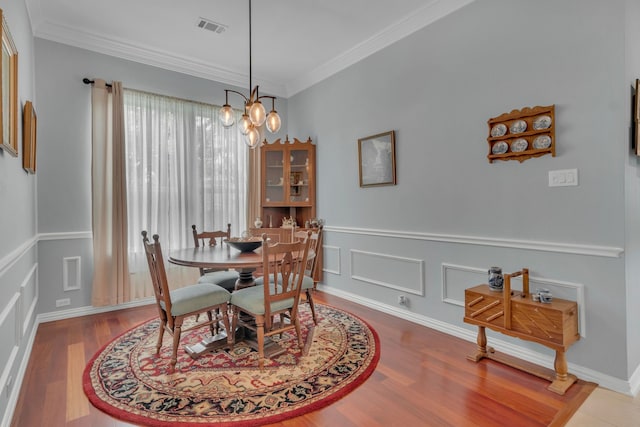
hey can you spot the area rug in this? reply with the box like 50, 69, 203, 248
83, 303, 380, 426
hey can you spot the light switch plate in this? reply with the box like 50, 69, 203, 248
549, 169, 578, 187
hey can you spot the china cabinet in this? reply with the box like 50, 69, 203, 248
250, 136, 321, 282
259, 136, 316, 228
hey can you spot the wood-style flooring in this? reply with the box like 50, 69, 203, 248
11, 291, 596, 426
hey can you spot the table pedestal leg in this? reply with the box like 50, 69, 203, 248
235, 269, 256, 290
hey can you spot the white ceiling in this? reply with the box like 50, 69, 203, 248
24, 0, 474, 97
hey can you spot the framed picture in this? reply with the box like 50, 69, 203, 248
0, 8, 18, 157
23, 101, 36, 173
358, 130, 396, 187
635, 79, 640, 156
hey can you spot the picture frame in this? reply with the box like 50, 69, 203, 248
358, 130, 396, 187
635, 79, 640, 156
23, 101, 36, 173
0, 8, 18, 157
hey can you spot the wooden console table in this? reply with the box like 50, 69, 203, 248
463, 268, 580, 395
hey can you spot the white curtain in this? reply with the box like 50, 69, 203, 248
123, 90, 249, 297
91, 80, 131, 306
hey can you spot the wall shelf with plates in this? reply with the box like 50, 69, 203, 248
487, 105, 555, 163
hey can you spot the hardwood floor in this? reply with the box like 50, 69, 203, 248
11, 291, 596, 426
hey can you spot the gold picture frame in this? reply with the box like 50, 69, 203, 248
635, 79, 640, 156
23, 101, 36, 173
358, 130, 396, 187
0, 8, 18, 157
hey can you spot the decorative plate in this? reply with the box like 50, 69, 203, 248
510, 120, 527, 134
511, 138, 528, 152
492, 141, 509, 155
533, 135, 552, 149
490, 123, 507, 137
533, 115, 552, 130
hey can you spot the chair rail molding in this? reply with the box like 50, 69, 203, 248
38, 231, 93, 241
326, 226, 623, 258
0, 236, 38, 278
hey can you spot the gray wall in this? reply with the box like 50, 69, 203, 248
289, 0, 637, 387
0, 0, 36, 422
2, 3, 640, 424
624, 0, 640, 380
34, 39, 288, 313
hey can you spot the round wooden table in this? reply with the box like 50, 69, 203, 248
167, 244, 314, 359
168, 245, 264, 289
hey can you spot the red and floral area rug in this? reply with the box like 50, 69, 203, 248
83, 303, 379, 426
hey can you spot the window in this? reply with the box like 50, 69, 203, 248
124, 89, 248, 272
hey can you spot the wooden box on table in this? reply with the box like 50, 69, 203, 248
463, 268, 580, 394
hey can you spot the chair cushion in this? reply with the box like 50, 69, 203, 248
161, 283, 230, 316
254, 273, 314, 290
230, 285, 295, 315
197, 270, 239, 291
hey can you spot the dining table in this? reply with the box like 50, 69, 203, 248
167, 242, 315, 359
168, 244, 265, 290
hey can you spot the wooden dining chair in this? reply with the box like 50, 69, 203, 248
229, 232, 312, 370
142, 231, 232, 370
296, 226, 323, 324
256, 226, 323, 324
192, 224, 239, 291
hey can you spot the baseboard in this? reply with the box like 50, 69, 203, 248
36, 296, 155, 324
317, 284, 637, 396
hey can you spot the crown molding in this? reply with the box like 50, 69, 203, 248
32, 20, 287, 97
285, 0, 477, 96
27, 0, 475, 98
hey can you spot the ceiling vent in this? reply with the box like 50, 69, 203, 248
197, 17, 227, 34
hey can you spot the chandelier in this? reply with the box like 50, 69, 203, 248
219, 0, 281, 148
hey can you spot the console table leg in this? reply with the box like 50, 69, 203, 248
554, 350, 568, 381
467, 326, 489, 362
548, 350, 577, 395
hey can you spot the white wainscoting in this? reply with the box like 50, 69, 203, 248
0, 292, 21, 409
322, 245, 341, 276
440, 263, 586, 337
350, 249, 425, 296
21, 264, 38, 339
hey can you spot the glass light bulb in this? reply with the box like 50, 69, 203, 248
245, 126, 261, 148
249, 100, 266, 126
266, 110, 281, 133
219, 104, 235, 127
239, 114, 252, 135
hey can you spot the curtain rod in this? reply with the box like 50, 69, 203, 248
83, 78, 112, 88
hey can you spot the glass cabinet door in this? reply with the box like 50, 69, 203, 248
289, 149, 310, 204
264, 150, 284, 204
